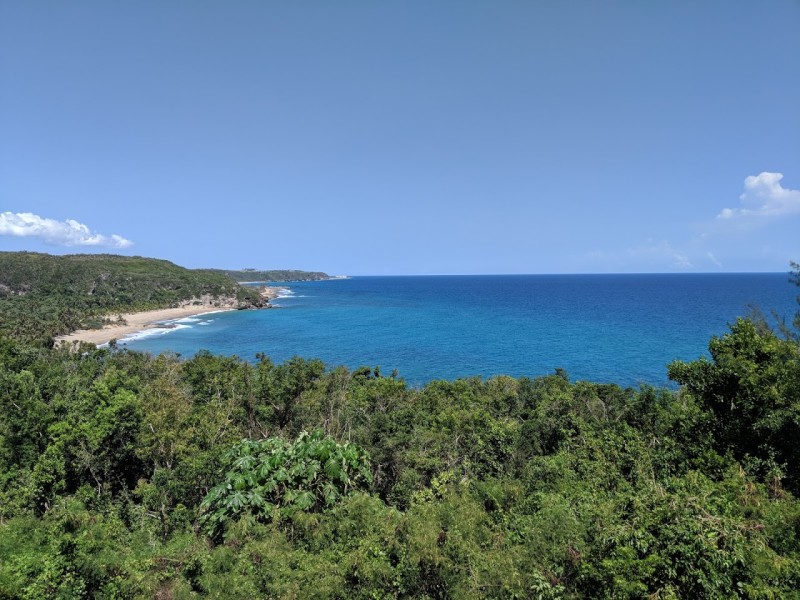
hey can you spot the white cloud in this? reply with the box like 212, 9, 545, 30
706, 251, 722, 267
716, 172, 800, 220
0, 212, 133, 248
627, 240, 693, 269
672, 254, 692, 269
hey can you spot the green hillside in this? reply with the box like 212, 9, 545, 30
213, 268, 331, 282
0, 252, 260, 343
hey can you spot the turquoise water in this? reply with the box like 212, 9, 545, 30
120, 274, 798, 387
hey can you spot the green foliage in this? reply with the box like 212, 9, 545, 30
253, 355, 326, 432
0, 251, 258, 343
199, 431, 372, 539
2, 263, 800, 596
669, 318, 800, 494
212, 268, 331, 282
0, 499, 155, 599
24, 368, 146, 513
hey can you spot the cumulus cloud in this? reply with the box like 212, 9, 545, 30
0, 212, 133, 248
717, 172, 800, 220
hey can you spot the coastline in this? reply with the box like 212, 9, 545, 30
55, 285, 286, 347
54, 305, 237, 347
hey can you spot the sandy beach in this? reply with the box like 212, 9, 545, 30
55, 286, 286, 347
54, 304, 237, 347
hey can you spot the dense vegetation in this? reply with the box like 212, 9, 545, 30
212, 269, 331, 282
0, 252, 261, 344
0, 259, 798, 598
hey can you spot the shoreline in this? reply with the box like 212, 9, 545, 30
54, 305, 238, 347
55, 285, 287, 347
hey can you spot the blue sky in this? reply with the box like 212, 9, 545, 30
1, 1, 798, 275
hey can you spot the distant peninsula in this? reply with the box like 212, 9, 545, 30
211, 268, 332, 282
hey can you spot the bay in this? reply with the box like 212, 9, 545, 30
120, 273, 798, 388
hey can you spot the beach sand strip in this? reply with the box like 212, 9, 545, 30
54, 305, 237, 347
54, 285, 287, 347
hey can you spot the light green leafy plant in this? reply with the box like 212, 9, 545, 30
199, 430, 372, 539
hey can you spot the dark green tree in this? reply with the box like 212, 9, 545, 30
669, 318, 800, 493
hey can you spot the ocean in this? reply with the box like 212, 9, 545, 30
119, 273, 798, 388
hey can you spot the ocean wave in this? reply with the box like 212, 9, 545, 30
119, 323, 191, 344
174, 316, 202, 324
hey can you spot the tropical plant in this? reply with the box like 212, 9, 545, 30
199, 430, 372, 539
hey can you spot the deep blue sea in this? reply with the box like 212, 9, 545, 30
120, 274, 797, 388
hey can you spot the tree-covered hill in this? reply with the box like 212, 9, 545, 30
212, 268, 331, 282
0, 252, 261, 344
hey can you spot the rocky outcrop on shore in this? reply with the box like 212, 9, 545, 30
257, 285, 287, 306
